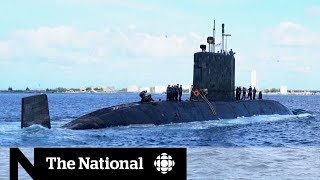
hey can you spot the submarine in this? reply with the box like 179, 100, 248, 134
21, 22, 292, 130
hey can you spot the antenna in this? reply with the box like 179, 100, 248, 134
213, 20, 215, 53
221, 23, 225, 53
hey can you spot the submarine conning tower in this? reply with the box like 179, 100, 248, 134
193, 22, 235, 101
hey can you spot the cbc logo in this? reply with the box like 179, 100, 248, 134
154, 153, 175, 174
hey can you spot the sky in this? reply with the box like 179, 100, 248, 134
0, 0, 319, 90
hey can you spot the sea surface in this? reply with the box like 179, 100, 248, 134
0, 93, 319, 179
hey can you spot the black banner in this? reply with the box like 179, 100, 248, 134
10, 148, 186, 180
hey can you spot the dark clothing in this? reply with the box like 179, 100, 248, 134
139, 91, 146, 100
253, 88, 257, 100
178, 86, 182, 101
229, 49, 235, 56
248, 87, 253, 100
139, 91, 153, 102
146, 94, 154, 102
168, 87, 173, 101
190, 86, 194, 101
258, 91, 262, 100
173, 86, 178, 101
236, 87, 241, 100
242, 88, 246, 100
166, 86, 170, 101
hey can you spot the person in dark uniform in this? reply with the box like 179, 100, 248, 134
170, 85, 175, 101
146, 94, 154, 102
178, 85, 183, 101
258, 91, 262, 100
168, 85, 173, 101
242, 87, 246, 100
248, 86, 253, 100
190, 85, 194, 101
139, 90, 154, 102
229, 49, 236, 56
175, 84, 179, 101
236, 87, 241, 100
139, 90, 146, 102
166, 85, 170, 101
253, 87, 257, 100
238, 87, 242, 100
174, 85, 178, 101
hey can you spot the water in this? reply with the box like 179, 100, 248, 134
0, 93, 320, 179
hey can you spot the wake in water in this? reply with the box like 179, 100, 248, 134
0, 112, 314, 133
292, 109, 313, 115
0, 112, 316, 148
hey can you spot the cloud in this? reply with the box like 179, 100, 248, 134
63, 0, 198, 22
305, 6, 320, 16
0, 25, 205, 88
265, 21, 320, 46
2, 26, 204, 64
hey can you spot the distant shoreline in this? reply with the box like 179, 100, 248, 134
0, 90, 119, 94
0, 90, 319, 96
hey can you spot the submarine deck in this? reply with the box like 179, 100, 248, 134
62, 100, 292, 130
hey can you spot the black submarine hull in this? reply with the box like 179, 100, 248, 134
62, 100, 292, 130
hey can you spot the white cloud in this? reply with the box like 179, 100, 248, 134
305, 6, 320, 16
12, 26, 103, 49
64, 0, 198, 22
2, 26, 204, 64
266, 21, 320, 46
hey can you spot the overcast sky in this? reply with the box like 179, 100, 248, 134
0, 0, 319, 90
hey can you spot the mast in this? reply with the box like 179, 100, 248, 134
213, 20, 216, 53
221, 23, 225, 53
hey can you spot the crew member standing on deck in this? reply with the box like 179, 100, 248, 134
248, 86, 253, 100
258, 91, 262, 100
236, 87, 241, 100
174, 85, 179, 101
190, 85, 194, 101
178, 85, 183, 101
166, 85, 170, 101
253, 87, 257, 100
242, 87, 247, 100
172, 85, 175, 101
169, 85, 173, 101
229, 49, 236, 56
